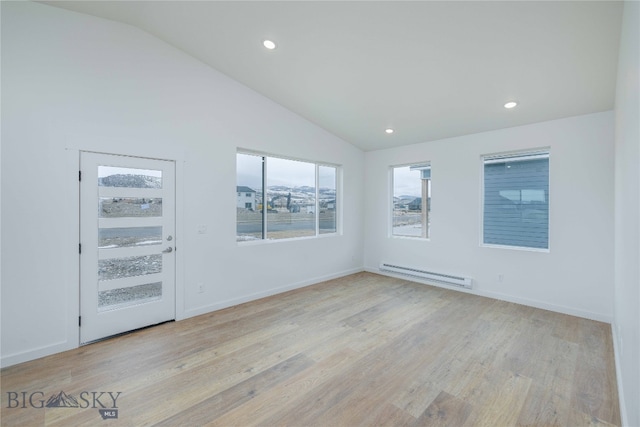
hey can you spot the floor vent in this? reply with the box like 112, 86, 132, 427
379, 263, 472, 289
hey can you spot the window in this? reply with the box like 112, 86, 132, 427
482, 150, 549, 249
236, 152, 338, 242
318, 165, 337, 234
392, 163, 431, 238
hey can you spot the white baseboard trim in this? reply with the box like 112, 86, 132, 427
1, 340, 76, 369
366, 267, 613, 324
611, 323, 629, 427
2, 268, 363, 368
179, 267, 364, 320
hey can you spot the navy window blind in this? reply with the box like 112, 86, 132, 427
483, 152, 549, 249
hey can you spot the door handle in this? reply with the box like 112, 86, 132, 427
162, 247, 173, 253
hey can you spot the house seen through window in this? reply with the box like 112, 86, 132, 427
482, 150, 549, 250
392, 163, 431, 238
236, 152, 337, 242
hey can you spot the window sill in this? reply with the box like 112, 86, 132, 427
237, 232, 340, 246
390, 234, 430, 241
481, 243, 549, 253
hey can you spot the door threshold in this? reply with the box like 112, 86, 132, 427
81, 319, 175, 346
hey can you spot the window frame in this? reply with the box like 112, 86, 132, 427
480, 148, 550, 252
236, 150, 340, 243
390, 162, 432, 240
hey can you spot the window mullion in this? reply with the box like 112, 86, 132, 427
315, 165, 320, 236
262, 156, 267, 240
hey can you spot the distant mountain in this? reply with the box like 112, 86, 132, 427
240, 185, 336, 206
99, 174, 161, 189
319, 188, 336, 194
296, 186, 315, 193
46, 391, 79, 408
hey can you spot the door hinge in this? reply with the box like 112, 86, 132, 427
79, 170, 82, 181
79, 316, 82, 327
79, 243, 82, 254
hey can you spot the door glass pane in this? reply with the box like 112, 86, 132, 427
98, 166, 162, 188
98, 255, 162, 281
98, 282, 162, 311
319, 166, 337, 234
100, 197, 162, 217
99, 227, 162, 249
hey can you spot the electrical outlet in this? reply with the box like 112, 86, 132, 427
197, 282, 204, 293
498, 274, 504, 282
197, 225, 207, 234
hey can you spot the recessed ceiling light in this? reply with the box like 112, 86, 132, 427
263, 40, 276, 50
385, 128, 394, 134
504, 101, 518, 109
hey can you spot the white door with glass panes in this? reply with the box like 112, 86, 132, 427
80, 152, 176, 344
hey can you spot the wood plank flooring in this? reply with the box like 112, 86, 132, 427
1, 272, 620, 426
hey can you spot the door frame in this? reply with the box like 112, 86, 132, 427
65, 142, 185, 348
79, 152, 177, 343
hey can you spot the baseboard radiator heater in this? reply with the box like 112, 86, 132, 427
379, 263, 473, 289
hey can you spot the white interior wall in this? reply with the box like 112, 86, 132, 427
0, 1, 630, 390
0, 1, 3, 365
0, 2, 364, 367
613, 2, 640, 425
364, 112, 615, 322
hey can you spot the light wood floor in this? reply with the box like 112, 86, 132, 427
1, 272, 620, 426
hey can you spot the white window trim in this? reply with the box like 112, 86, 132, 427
236, 150, 341, 243
480, 148, 551, 252
389, 162, 432, 241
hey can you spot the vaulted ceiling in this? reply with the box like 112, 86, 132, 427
43, 1, 624, 151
